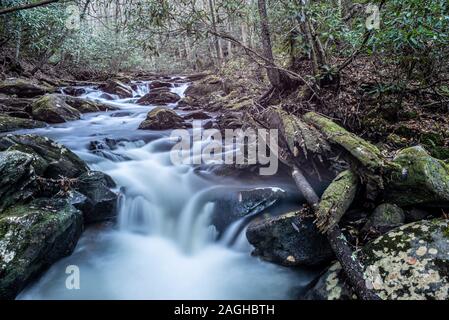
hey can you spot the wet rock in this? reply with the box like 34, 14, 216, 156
362, 203, 405, 234
0, 134, 88, 179
361, 219, 449, 300
99, 93, 115, 100
0, 115, 46, 133
305, 262, 355, 300
0, 198, 83, 299
386, 146, 449, 207
0, 78, 54, 98
149, 81, 173, 90
212, 187, 287, 233
61, 95, 118, 113
183, 111, 211, 120
405, 208, 432, 222
75, 171, 117, 224
177, 96, 197, 110
0, 96, 34, 114
136, 91, 181, 105
31, 94, 81, 123
99, 80, 133, 99
61, 87, 86, 97
138, 107, 184, 130
184, 75, 222, 99
246, 211, 334, 267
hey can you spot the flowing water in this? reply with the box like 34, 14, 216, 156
16, 79, 315, 299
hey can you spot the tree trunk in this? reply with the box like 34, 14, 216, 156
257, 0, 281, 88
208, 0, 222, 65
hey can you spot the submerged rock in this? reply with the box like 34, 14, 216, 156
386, 146, 449, 207
138, 107, 184, 130
0, 115, 46, 133
246, 211, 333, 267
31, 94, 81, 123
137, 91, 181, 105
0, 78, 54, 98
0, 198, 83, 299
361, 219, 449, 300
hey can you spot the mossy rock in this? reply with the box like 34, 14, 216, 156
0, 198, 83, 299
138, 107, 184, 130
361, 219, 449, 300
0, 78, 54, 98
386, 146, 449, 207
31, 94, 81, 123
0, 115, 46, 133
362, 203, 405, 234
136, 91, 181, 106
0, 134, 88, 178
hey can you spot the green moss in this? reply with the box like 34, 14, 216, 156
304, 112, 384, 171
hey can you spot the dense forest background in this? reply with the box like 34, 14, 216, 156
0, 0, 448, 159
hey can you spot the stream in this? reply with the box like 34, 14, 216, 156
15, 78, 314, 299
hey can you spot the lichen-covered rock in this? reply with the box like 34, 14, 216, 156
75, 171, 117, 224
0, 198, 83, 299
0, 115, 46, 133
99, 79, 133, 99
0, 134, 88, 178
212, 187, 287, 233
138, 107, 184, 130
0, 78, 54, 98
31, 94, 81, 123
361, 219, 449, 300
136, 91, 181, 105
363, 203, 405, 234
305, 262, 355, 300
0, 151, 37, 211
246, 211, 334, 267
316, 170, 359, 233
386, 146, 449, 207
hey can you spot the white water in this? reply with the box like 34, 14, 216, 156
16, 79, 313, 299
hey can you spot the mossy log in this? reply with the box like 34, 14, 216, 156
316, 170, 359, 233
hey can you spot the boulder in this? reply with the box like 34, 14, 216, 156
0, 198, 83, 299
362, 203, 405, 234
305, 262, 355, 300
0, 134, 88, 178
184, 75, 223, 99
61, 95, 118, 113
136, 91, 181, 105
149, 81, 173, 90
246, 211, 334, 267
360, 219, 449, 300
99, 80, 133, 99
386, 146, 449, 207
75, 171, 117, 224
138, 107, 184, 130
183, 111, 211, 120
212, 187, 287, 233
31, 94, 81, 123
0, 115, 46, 133
0, 151, 37, 211
0, 78, 53, 98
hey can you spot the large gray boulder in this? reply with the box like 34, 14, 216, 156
246, 211, 334, 267
137, 91, 181, 105
31, 94, 81, 123
99, 79, 133, 99
0, 198, 83, 299
0, 115, 46, 133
